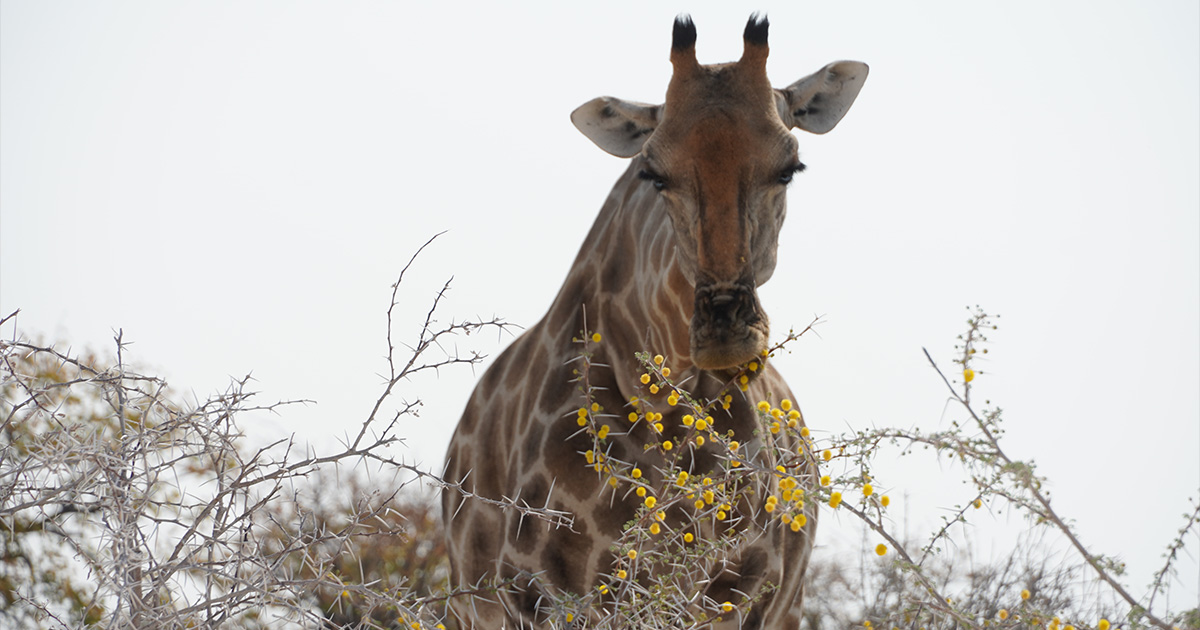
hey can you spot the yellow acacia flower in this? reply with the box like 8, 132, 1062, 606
682, 414, 694, 426
862, 483, 873, 497
747, 361, 759, 372
1098, 620, 1110, 630
683, 532, 694, 543
677, 471, 689, 485
963, 368, 975, 383
627, 412, 638, 422
787, 418, 799, 429
636, 486, 646, 497
696, 417, 709, 431
756, 401, 770, 412
627, 549, 637, 560
653, 354, 664, 365
997, 609, 1009, 620
1020, 588, 1030, 600
631, 467, 642, 479
597, 425, 610, 439
729, 440, 740, 451
716, 510, 727, 520
663, 440, 673, 451
794, 514, 807, 527
617, 569, 627, 579
820, 475, 830, 486
667, 393, 679, 406
875, 543, 887, 556
973, 498, 983, 509
694, 499, 704, 510
790, 518, 802, 532
881, 495, 890, 507
780, 399, 792, 411
649, 384, 660, 394
649, 523, 661, 535
722, 602, 734, 613
781, 513, 792, 524
822, 449, 832, 462
585, 450, 595, 464
577, 416, 587, 427
764, 502, 776, 513
829, 492, 843, 508
654, 422, 664, 433
640, 373, 651, 385
662, 367, 671, 377
644, 496, 657, 509
592, 332, 602, 343
591, 402, 600, 412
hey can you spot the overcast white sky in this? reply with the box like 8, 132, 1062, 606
2, 0, 1197, 615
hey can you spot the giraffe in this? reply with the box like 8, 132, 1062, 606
442, 15, 867, 629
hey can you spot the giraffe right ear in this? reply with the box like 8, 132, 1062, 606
571, 97, 661, 158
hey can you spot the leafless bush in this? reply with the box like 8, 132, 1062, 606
0, 236, 542, 629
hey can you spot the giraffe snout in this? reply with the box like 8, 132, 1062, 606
690, 282, 770, 370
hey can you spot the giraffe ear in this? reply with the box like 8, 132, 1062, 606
774, 61, 868, 134
571, 97, 661, 158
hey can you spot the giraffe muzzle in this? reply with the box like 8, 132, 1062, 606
690, 282, 769, 370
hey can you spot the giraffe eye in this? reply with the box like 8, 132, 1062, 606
637, 169, 667, 191
778, 163, 806, 185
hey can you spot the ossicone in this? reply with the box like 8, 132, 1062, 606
670, 14, 699, 75
740, 13, 769, 67
743, 13, 768, 46
672, 14, 696, 52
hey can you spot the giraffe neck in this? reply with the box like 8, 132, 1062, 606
546, 157, 698, 380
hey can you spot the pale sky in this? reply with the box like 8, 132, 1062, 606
2, 0, 1197, 615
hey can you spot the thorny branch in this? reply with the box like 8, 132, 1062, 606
0, 238, 553, 628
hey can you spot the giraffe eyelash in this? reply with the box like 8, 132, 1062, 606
778, 162, 806, 185
637, 169, 667, 191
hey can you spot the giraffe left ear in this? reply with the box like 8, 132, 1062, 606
571, 97, 661, 158
775, 61, 869, 134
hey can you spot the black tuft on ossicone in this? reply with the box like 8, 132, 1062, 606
673, 14, 697, 51
743, 13, 769, 46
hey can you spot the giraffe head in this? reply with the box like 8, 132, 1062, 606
572, 15, 867, 370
